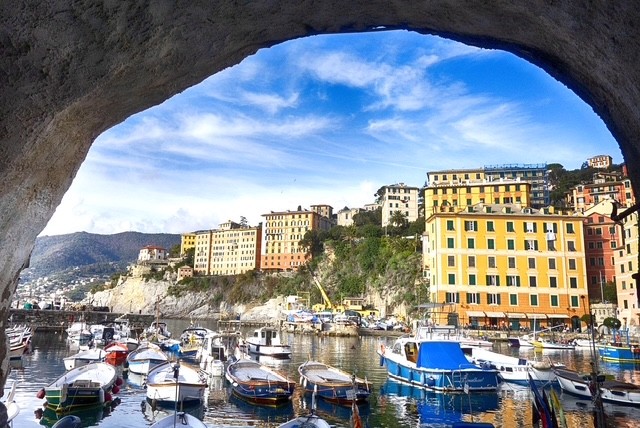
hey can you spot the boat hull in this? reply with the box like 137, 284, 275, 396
128, 358, 167, 375
555, 367, 640, 406
145, 383, 205, 406
246, 343, 292, 358
598, 344, 640, 363
298, 361, 371, 404
226, 359, 295, 405
45, 385, 107, 409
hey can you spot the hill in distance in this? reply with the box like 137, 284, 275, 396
25, 231, 181, 278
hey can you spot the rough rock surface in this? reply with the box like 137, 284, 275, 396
2, 2, 640, 401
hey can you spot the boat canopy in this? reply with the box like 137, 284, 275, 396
416, 341, 477, 370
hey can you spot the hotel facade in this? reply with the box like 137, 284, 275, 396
423, 203, 589, 330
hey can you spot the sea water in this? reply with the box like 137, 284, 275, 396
7, 319, 640, 427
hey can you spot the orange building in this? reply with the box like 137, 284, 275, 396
261, 207, 333, 272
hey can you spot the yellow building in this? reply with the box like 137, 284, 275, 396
424, 203, 588, 330
180, 232, 196, 256
261, 207, 333, 272
425, 172, 531, 217
193, 221, 262, 276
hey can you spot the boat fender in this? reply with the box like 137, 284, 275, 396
112, 385, 120, 394
379, 355, 385, 367
99, 388, 105, 403
105, 392, 112, 403
115, 377, 124, 386
36, 388, 46, 399
303, 378, 307, 388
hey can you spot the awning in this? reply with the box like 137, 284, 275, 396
506, 313, 526, 319
465, 311, 485, 317
547, 313, 569, 319
526, 313, 547, 319
485, 311, 505, 318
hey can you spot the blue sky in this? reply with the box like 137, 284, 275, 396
41, 30, 622, 236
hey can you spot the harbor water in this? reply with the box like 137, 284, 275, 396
7, 319, 640, 427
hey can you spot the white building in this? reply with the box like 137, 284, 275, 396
379, 183, 420, 227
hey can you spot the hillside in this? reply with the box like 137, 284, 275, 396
26, 231, 181, 278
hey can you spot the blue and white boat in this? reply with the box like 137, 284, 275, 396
298, 361, 371, 404
377, 338, 499, 392
598, 329, 640, 363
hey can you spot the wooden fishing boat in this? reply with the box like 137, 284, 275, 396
278, 414, 332, 428
226, 358, 295, 405
555, 367, 640, 406
126, 345, 168, 375
104, 342, 129, 366
41, 362, 119, 411
64, 348, 106, 371
149, 412, 208, 428
298, 361, 371, 404
146, 361, 207, 406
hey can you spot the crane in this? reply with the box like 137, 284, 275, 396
312, 275, 333, 312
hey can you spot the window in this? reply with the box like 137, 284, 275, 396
526, 239, 538, 251
466, 292, 480, 304
567, 223, 575, 233
530, 295, 539, 306
468, 255, 476, 268
567, 241, 576, 251
447, 255, 455, 267
488, 239, 495, 250
548, 258, 556, 270
549, 277, 558, 288
447, 220, 454, 231
486, 275, 500, 286
528, 258, 536, 269
568, 259, 576, 270
507, 239, 515, 250
570, 295, 579, 308
469, 274, 476, 286
529, 276, 537, 287
487, 221, 495, 232
525, 222, 537, 233
467, 238, 475, 249
507, 221, 515, 232
446, 292, 460, 303
488, 256, 496, 268
508, 257, 516, 269
550, 295, 559, 307
488, 293, 501, 305
447, 237, 454, 248
464, 220, 478, 231
507, 275, 520, 287
448, 274, 456, 285
509, 294, 518, 305
569, 277, 578, 288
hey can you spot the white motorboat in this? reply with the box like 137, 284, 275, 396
197, 330, 243, 378
415, 326, 493, 348
63, 348, 107, 371
146, 361, 206, 406
464, 347, 557, 384
245, 326, 291, 358
126, 345, 168, 375
555, 367, 640, 406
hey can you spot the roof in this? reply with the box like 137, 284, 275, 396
416, 341, 477, 370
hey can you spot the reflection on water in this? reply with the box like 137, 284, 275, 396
6, 319, 640, 427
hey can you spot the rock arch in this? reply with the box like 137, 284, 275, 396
2, 1, 640, 388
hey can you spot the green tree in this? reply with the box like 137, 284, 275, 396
169, 244, 181, 258
389, 210, 408, 227
603, 317, 622, 330
300, 230, 324, 257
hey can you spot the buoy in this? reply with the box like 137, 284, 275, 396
115, 377, 124, 386
111, 385, 120, 394
36, 388, 46, 399
104, 392, 112, 402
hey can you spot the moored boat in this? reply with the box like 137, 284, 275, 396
377, 338, 499, 392
463, 347, 557, 385
125, 345, 168, 376
226, 358, 295, 405
246, 326, 292, 358
149, 411, 208, 428
64, 348, 107, 371
146, 361, 207, 406
555, 367, 640, 406
41, 362, 120, 411
298, 361, 371, 404
197, 330, 243, 378
2, 379, 19, 425
104, 342, 129, 366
